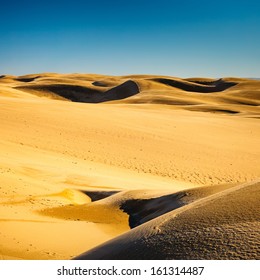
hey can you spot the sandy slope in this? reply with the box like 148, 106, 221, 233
0, 73, 259, 259
75, 180, 260, 260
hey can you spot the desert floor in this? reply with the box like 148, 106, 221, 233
0, 73, 259, 259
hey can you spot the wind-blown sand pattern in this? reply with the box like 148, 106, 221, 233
0, 73, 259, 259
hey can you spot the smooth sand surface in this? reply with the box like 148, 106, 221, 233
0, 74, 259, 259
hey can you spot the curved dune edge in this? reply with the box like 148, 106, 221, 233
16, 80, 140, 103
74, 180, 260, 260
39, 184, 235, 228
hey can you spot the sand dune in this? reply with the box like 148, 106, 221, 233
0, 73, 259, 259
74, 180, 260, 260
1, 73, 259, 116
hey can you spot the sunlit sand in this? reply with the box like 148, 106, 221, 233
0, 73, 259, 259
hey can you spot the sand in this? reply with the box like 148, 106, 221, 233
75, 180, 260, 260
0, 73, 259, 259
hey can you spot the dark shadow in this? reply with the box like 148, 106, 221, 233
120, 193, 186, 228
150, 78, 237, 93
81, 190, 119, 202
16, 80, 140, 103
16, 76, 41, 82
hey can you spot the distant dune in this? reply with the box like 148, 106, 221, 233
0, 73, 259, 260
1, 73, 259, 116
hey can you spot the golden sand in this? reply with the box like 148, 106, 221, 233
0, 74, 259, 259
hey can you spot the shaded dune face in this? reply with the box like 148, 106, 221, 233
17, 84, 102, 102
74, 181, 260, 260
15, 76, 41, 83
119, 184, 236, 228
150, 78, 237, 92
103, 80, 140, 101
16, 80, 140, 103
120, 193, 186, 228
82, 191, 119, 201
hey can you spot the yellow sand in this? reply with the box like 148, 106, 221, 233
0, 74, 259, 259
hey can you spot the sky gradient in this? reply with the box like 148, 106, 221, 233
1, 0, 260, 77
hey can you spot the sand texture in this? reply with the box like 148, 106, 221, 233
0, 73, 259, 259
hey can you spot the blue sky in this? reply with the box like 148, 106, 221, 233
1, 0, 260, 77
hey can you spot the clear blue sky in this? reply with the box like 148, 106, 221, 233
1, 0, 260, 77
